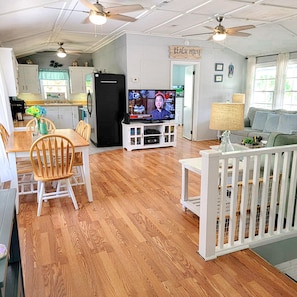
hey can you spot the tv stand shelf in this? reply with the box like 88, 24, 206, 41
122, 121, 177, 151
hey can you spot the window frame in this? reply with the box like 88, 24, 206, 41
252, 62, 276, 109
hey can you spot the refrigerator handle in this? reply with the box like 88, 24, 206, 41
87, 91, 92, 116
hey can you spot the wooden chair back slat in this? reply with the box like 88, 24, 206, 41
30, 134, 75, 181
26, 117, 56, 133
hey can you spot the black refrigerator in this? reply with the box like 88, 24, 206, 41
86, 73, 126, 147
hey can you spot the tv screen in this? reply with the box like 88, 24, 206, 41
128, 89, 176, 121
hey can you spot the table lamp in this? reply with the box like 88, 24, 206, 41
209, 103, 244, 152
232, 93, 245, 104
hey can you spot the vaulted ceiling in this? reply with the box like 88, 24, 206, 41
1, 0, 297, 58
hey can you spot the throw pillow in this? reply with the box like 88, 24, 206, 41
277, 114, 297, 134
251, 111, 269, 130
263, 113, 280, 133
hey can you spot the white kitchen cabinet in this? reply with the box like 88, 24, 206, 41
122, 121, 177, 151
18, 64, 40, 93
45, 106, 79, 129
0, 48, 18, 96
69, 66, 94, 94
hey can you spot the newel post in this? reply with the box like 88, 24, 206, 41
198, 150, 221, 260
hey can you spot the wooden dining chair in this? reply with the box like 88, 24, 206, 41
26, 117, 56, 133
71, 121, 91, 186
75, 120, 85, 135
30, 134, 78, 216
0, 123, 37, 194
0, 123, 9, 145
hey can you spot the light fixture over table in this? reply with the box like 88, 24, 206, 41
88, 9, 107, 25
212, 32, 226, 41
209, 102, 244, 152
56, 43, 67, 58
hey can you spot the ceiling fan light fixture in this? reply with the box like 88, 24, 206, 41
89, 10, 107, 25
57, 45, 67, 58
213, 32, 226, 41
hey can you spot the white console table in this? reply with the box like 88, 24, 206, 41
122, 121, 177, 151
179, 155, 246, 216
179, 158, 203, 216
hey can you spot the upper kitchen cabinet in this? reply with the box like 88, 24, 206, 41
0, 48, 18, 96
69, 66, 94, 94
18, 64, 40, 93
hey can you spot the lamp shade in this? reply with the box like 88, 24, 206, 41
209, 103, 244, 131
232, 93, 245, 104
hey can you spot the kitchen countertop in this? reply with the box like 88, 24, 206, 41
25, 102, 86, 106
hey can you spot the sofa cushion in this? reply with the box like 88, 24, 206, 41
267, 132, 297, 147
246, 107, 271, 128
263, 113, 280, 132
251, 111, 269, 130
277, 114, 297, 134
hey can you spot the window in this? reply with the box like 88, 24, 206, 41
252, 64, 276, 109
250, 54, 297, 111
38, 70, 69, 101
284, 61, 297, 110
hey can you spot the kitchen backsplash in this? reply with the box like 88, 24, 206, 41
18, 92, 87, 105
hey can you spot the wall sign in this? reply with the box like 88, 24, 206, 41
169, 46, 201, 60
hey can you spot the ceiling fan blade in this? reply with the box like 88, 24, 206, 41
108, 14, 137, 22
183, 32, 211, 37
227, 31, 251, 37
227, 25, 255, 33
107, 4, 144, 14
82, 16, 90, 24
80, 0, 99, 12
204, 26, 215, 31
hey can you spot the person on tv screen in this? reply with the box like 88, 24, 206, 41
133, 98, 145, 114
151, 92, 171, 120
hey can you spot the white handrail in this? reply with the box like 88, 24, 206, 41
199, 145, 297, 260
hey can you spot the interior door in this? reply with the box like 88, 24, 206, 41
183, 65, 194, 140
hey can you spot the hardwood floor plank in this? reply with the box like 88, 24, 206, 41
17, 131, 297, 296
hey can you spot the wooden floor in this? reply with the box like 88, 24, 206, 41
17, 129, 297, 297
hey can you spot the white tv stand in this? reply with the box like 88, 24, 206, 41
122, 121, 177, 151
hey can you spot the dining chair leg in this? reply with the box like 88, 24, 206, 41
66, 179, 78, 210
79, 165, 86, 185
37, 182, 45, 217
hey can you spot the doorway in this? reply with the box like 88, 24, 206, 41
171, 61, 200, 140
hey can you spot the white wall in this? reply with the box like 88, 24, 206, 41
92, 33, 247, 140
92, 35, 127, 74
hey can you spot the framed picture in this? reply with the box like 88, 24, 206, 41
214, 75, 223, 82
215, 63, 224, 71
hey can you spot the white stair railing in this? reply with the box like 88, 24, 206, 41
199, 144, 297, 260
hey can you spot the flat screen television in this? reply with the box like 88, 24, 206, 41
128, 89, 176, 121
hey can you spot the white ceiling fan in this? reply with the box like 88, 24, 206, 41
57, 42, 67, 58
184, 16, 255, 41
38, 42, 82, 57
45, 1, 144, 25
80, 0, 144, 25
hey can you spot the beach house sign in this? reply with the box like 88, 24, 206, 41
169, 46, 201, 59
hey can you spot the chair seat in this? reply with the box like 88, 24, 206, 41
16, 158, 33, 174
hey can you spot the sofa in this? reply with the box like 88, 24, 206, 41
230, 107, 297, 146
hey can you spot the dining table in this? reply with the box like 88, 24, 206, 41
5, 129, 93, 214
